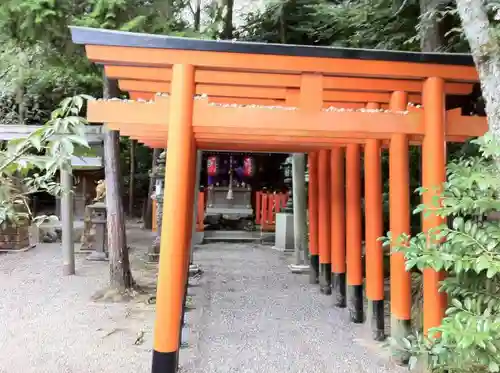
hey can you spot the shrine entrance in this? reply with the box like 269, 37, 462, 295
202, 151, 288, 237
71, 26, 484, 373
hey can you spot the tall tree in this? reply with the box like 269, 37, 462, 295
455, 1, 500, 140
103, 75, 134, 291
221, 0, 234, 39
419, 0, 444, 52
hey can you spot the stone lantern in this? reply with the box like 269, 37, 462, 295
281, 155, 293, 213
148, 150, 166, 262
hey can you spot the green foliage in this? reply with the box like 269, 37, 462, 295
380, 133, 500, 373
0, 0, 199, 129
0, 95, 91, 227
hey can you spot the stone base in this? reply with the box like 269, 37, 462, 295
189, 264, 202, 275
86, 251, 108, 261
192, 232, 204, 245
288, 264, 310, 274
146, 252, 159, 263
273, 212, 294, 252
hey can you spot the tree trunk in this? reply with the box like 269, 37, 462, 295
221, 0, 234, 39
103, 75, 134, 290
456, 1, 500, 136
419, 0, 444, 52
194, 0, 202, 32
128, 139, 136, 216
143, 148, 161, 229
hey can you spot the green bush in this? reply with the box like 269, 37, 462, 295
380, 133, 500, 373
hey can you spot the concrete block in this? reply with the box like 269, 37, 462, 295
273, 212, 294, 252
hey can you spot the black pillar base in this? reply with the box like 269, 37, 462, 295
370, 300, 385, 341
349, 284, 364, 323
319, 263, 332, 294
333, 273, 346, 308
152, 350, 177, 373
309, 254, 319, 284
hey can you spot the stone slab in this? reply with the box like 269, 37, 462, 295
274, 212, 294, 252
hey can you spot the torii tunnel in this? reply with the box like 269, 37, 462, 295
70, 26, 486, 373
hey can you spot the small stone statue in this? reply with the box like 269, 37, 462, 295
93, 180, 106, 202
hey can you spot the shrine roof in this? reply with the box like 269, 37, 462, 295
70, 26, 473, 67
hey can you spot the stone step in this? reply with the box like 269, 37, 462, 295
203, 230, 274, 243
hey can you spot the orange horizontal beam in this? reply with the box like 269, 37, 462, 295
118, 79, 422, 104
93, 100, 421, 136
193, 100, 420, 134
87, 45, 478, 82
90, 98, 486, 139
139, 138, 318, 152
114, 123, 472, 146
127, 91, 369, 109
106, 66, 473, 95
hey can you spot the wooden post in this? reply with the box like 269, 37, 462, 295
364, 103, 384, 340
61, 164, 75, 276
318, 149, 332, 294
299, 73, 323, 285
179, 142, 198, 355
308, 152, 320, 284
346, 143, 363, 323
330, 147, 346, 307
256, 191, 262, 226
422, 77, 447, 335
389, 91, 412, 350
197, 191, 205, 232
152, 64, 196, 373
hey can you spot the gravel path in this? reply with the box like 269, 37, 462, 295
0, 228, 157, 373
0, 235, 404, 373
182, 243, 405, 373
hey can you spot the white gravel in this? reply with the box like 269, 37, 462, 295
182, 243, 405, 373
0, 235, 404, 373
0, 229, 157, 373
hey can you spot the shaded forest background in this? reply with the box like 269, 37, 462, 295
0, 0, 475, 228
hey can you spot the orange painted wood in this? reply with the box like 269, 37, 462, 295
267, 194, 274, 227
330, 147, 346, 275
261, 193, 269, 229
422, 77, 448, 336
257, 192, 288, 231
106, 66, 473, 94
364, 103, 384, 301
389, 91, 412, 320
152, 198, 157, 232
308, 153, 319, 256
86, 45, 478, 81
318, 150, 331, 264
346, 144, 362, 286
153, 64, 195, 353
255, 191, 262, 225
197, 191, 205, 232
88, 97, 486, 142
119, 79, 423, 104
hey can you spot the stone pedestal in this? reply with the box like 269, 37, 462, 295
273, 212, 294, 252
86, 202, 108, 261
0, 223, 31, 252
290, 153, 309, 272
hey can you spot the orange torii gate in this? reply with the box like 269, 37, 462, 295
71, 26, 485, 373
